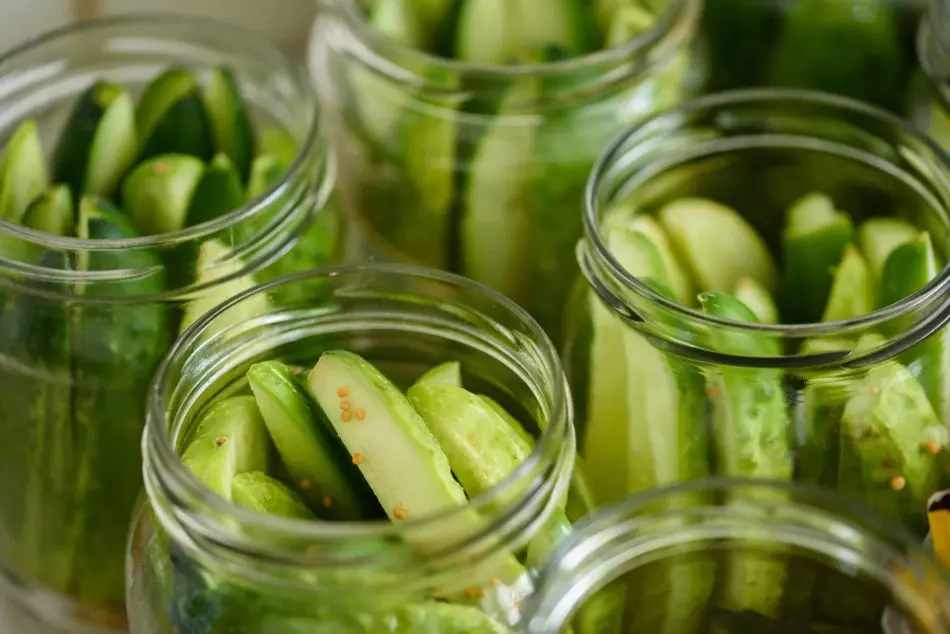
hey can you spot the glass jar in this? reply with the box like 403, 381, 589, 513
0, 15, 336, 633
565, 89, 950, 537
308, 0, 704, 340
128, 264, 580, 634
520, 478, 950, 633
915, 0, 950, 150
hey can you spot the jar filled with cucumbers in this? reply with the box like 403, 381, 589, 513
520, 478, 950, 634
0, 15, 337, 632
564, 89, 950, 544
128, 264, 585, 634
308, 0, 704, 340
912, 0, 950, 151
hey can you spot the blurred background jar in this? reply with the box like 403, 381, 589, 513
563, 89, 950, 538
0, 13, 336, 633
127, 264, 582, 634
913, 0, 950, 150
308, 0, 706, 342
520, 478, 950, 634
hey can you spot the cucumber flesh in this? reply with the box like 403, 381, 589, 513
185, 153, 246, 227
478, 395, 535, 454
247, 154, 285, 199
180, 396, 271, 500
780, 192, 854, 323
246, 360, 379, 520
415, 360, 462, 387
178, 239, 270, 335
454, 0, 518, 64
614, 213, 695, 306
856, 216, 919, 288
121, 154, 205, 235
0, 120, 49, 223
820, 244, 874, 323
659, 198, 778, 294
202, 66, 255, 183
21, 185, 74, 237
135, 68, 214, 162
230, 471, 314, 519
258, 127, 298, 170
734, 277, 778, 325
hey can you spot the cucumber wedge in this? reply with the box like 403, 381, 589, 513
879, 232, 950, 424
454, 0, 518, 64
247, 154, 285, 199
136, 68, 214, 162
820, 244, 874, 323
615, 213, 696, 306
603, 2, 658, 47
856, 216, 918, 289
21, 184, 74, 237
780, 192, 854, 323
700, 292, 792, 620
69, 195, 171, 607
52, 81, 137, 201
202, 66, 255, 183
0, 120, 49, 223
461, 79, 539, 301
180, 396, 271, 500
246, 360, 378, 520
121, 154, 205, 235
415, 360, 462, 387
734, 277, 778, 325
230, 472, 314, 519
659, 198, 778, 294
185, 153, 246, 227
178, 239, 270, 336
307, 350, 468, 520
478, 394, 535, 453
258, 127, 298, 171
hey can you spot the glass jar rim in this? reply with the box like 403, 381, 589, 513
329, 0, 698, 77
522, 477, 950, 634
583, 88, 950, 340
0, 12, 325, 252
145, 262, 571, 545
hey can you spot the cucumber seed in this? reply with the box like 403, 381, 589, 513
393, 505, 408, 520
924, 440, 942, 455
354, 408, 365, 420
341, 410, 353, 422
322, 495, 333, 509
213, 436, 228, 447
299, 478, 312, 490
890, 475, 906, 491
352, 453, 364, 465
340, 400, 350, 410
465, 587, 484, 599
336, 386, 349, 398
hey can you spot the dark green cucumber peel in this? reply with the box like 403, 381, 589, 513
67, 195, 172, 607
136, 68, 214, 163
246, 360, 380, 520
51, 81, 137, 201
185, 153, 246, 227
121, 154, 205, 236
202, 66, 256, 184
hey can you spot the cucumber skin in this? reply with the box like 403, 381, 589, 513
139, 91, 215, 164
186, 153, 246, 227
68, 197, 172, 607
203, 66, 256, 184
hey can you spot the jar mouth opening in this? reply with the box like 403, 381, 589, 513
146, 263, 571, 548
0, 13, 324, 252
332, 0, 695, 77
583, 88, 950, 340
523, 477, 948, 634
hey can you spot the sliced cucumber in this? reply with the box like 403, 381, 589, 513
307, 350, 468, 520
185, 153, 246, 227
246, 360, 378, 520
136, 68, 214, 162
734, 277, 778, 325
0, 120, 49, 223
230, 471, 314, 519
178, 239, 270, 336
454, 0, 517, 64
603, 2, 657, 47
247, 154, 285, 199
659, 198, 778, 294
121, 154, 205, 235
202, 66, 255, 183
21, 184, 74, 237
478, 395, 535, 454
461, 79, 539, 300
258, 127, 298, 170
780, 192, 854, 323
415, 360, 462, 387
180, 396, 271, 500
856, 216, 918, 289
615, 213, 696, 306
820, 244, 874, 323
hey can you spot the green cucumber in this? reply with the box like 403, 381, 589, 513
186, 153, 246, 227
180, 396, 271, 500
780, 192, 854, 323
52, 81, 137, 201
178, 239, 270, 336
856, 216, 918, 289
603, 2, 658, 47
136, 68, 214, 162
461, 79, 539, 301
246, 360, 379, 520
230, 472, 314, 519
202, 66, 255, 183
307, 350, 468, 520
820, 244, 874, 323
415, 360, 462, 387
20, 185, 75, 237
247, 154, 285, 199
612, 213, 696, 306
879, 232, 950, 424
478, 394, 535, 453
258, 127, 298, 171
454, 0, 518, 64
0, 120, 49, 223
69, 195, 171, 607
700, 291, 792, 620
734, 277, 778, 325
121, 154, 205, 235
659, 198, 778, 294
